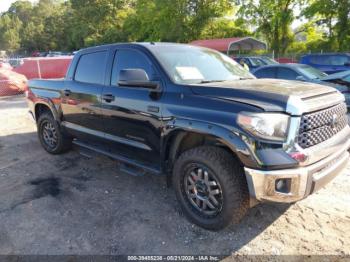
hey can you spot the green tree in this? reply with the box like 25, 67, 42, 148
67, 0, 132, 49
303, 0, 350, 51
4, 0, 70, 52
239, 0, 302, 55
124, 0, 234, 42
0, 14, 22, 52
200, 17, 251, 39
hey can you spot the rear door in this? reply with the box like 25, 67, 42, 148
100, 47, 163, 169
61, 50, 108, 141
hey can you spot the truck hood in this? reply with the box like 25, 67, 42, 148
190, 79, 341, 114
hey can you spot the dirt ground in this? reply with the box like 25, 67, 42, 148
0, 95, 349, 256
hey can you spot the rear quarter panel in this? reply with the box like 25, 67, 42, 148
27, 79, 66, 121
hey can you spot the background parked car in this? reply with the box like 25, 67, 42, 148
253, 64, 350, 111
300, 53, 350, 74
321, 70, 350, 88
233, 56, 278, 71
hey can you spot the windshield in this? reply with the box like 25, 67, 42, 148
149, 45, 255, 84
249, 58, 266, 66
297, 65, 328, 79
260, 57, 279, 65
343, 74, 350, 82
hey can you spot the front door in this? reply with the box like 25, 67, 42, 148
101, 48, 163, 169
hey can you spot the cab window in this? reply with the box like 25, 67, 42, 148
75, 51, 108, 85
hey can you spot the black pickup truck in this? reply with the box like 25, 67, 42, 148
27, 43, 350, 230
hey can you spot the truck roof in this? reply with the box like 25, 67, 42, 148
77, 42, 192, 54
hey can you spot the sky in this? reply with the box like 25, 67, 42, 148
0, 0, 37, 13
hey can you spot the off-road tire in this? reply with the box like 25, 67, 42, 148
37, 112, 71, 154
173, 146, 249, 230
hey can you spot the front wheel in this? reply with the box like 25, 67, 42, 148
173, 146, 249, 230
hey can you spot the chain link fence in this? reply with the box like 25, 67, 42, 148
0, 56, 72, 97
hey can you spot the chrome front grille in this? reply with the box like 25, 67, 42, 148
298, 103, 348, 148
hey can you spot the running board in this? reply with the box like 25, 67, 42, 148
73, 140, 161, 175
118, 163, 146, 177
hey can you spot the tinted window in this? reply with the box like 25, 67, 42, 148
75, 51, 108, 85
111, 49, 154, 86
254, 67, 276, 78
297, 65, 327, 79
250, 58, 265, 66
344, 75, 350, 82
260, 57, 279, 65
277, 68, 299, 80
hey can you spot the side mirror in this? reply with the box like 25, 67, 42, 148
296, 75, 306, 81
118, 69, 160, 90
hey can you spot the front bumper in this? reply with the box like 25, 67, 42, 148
244, 133, 350, 203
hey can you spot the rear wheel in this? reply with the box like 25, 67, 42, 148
37, 112, 71, 154
173, 146, 249, 230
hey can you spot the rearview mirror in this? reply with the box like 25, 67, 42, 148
296, 75, 306, 81
118, 69, 160, 90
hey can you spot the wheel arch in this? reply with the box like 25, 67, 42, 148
162, 119, 257, 173
34, 101, 59, 122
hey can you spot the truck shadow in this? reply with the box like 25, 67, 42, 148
0, 131, 291, 255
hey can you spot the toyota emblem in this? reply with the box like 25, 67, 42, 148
330, 114, 339, 129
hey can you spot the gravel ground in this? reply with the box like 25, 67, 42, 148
0, 95, 349, 256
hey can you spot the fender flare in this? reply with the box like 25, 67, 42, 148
161, 118, 258, 169
34, 99, 61, 122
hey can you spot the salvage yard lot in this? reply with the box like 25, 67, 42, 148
0, 95, 349, 256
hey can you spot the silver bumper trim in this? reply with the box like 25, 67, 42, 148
244, 145, 349, 203
299, 125, 350, 166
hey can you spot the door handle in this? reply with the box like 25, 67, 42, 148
63, 89, 71, 96
102, 94, 115, 103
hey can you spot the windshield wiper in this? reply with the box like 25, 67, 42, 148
238, 77, 254, 80
198, 80, 226, 84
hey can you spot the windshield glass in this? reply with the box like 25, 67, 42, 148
149, 45, 255, 84
249, 58, 266, 66
343, 74, 350, 82
260, 57, 279, 65
298, 65, 328, 79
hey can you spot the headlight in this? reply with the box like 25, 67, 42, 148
237, 112, 290, 141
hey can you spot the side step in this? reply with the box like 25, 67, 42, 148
118, 162, 146, 177
73, 140, 161, 176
